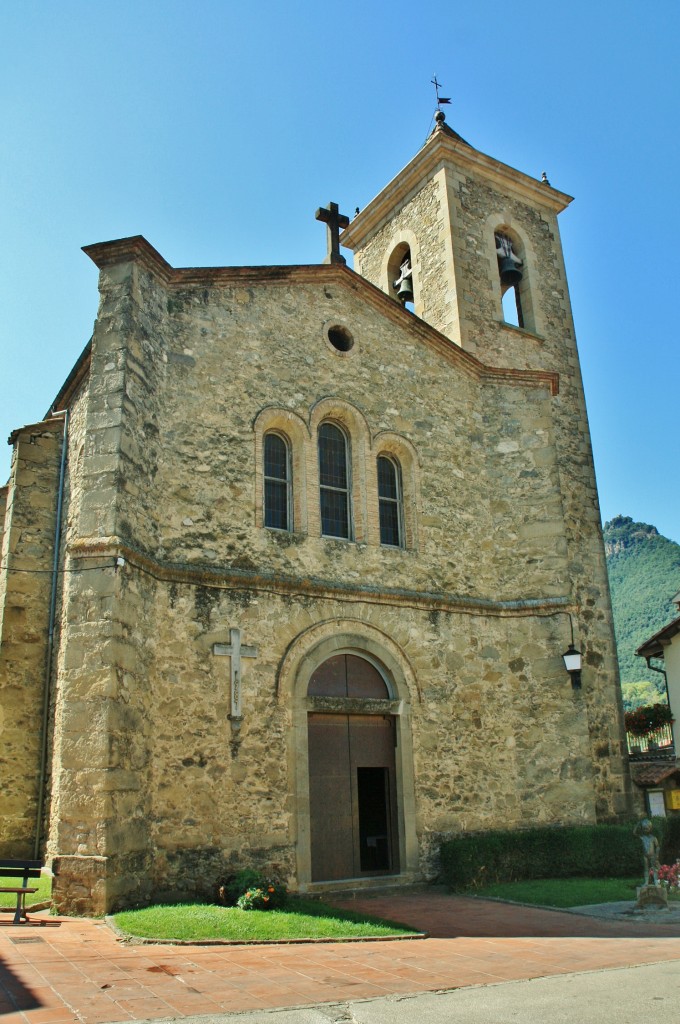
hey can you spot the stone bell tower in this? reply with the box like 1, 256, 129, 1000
343, 111, 631, 824
340, 111, 576, 379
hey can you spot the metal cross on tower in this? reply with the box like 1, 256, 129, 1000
315, 201, 350, 265
431, 74, 452, 111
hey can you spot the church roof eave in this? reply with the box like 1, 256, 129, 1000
340, 125, 573, 253
81, 235, 559, 397
47, 337, 93, 417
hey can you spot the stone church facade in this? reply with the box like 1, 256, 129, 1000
0, 117, 634, 914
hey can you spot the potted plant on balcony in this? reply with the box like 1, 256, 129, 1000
625, 703, 674, 744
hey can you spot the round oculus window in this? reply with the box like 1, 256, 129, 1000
327, 325, 354, 352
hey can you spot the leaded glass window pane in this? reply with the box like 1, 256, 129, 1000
319, 423, 348, 489
378, 456, 398, 500
264, 433, 290, 530
378, 455, 402, 547
264, 433, 287, 480
320, 487, 349, 539
318, 423, 350, 539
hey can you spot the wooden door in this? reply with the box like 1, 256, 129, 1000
307, 714, 355, 882
307, 654, 400, 882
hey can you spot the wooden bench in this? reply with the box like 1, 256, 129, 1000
0, 859, 43, 924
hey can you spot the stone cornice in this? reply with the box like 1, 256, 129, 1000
81, 238, 559, 396
69, 536, 574, 619
83, 235, 174, 281
8, 414, 66, 447
341, 127, 573, 252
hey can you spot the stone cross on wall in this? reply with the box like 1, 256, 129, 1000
315, 201, 349, 265
213, 628, 259, 720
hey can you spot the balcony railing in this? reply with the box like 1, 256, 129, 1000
626, 722, 675, 757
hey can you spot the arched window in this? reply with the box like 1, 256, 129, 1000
318, 422, 351, 539
377, 455, 403, 547
263, 432, 291, 530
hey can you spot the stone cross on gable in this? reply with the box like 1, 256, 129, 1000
315, 201, 349, 265
213, 628, 259, 720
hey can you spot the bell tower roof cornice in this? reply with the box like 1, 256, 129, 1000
430, 110, 472, 146
341, 124, 573, 252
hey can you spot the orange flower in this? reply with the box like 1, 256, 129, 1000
268, 886, 275, 892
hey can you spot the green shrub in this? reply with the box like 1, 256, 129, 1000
215, 869, 265, 907
440, 823, 644, 890
216, 869, 288, 910
659, 814, 680, 863
236, 881, 288, 911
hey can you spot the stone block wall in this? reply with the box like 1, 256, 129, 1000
37, 240, 632, 913
0, 420, 64, 856
52, 576, 609, 910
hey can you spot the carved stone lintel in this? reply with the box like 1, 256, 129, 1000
306, 696, 401, 715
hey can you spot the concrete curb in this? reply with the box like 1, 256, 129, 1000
460, 892, 680, 923
104, 915, 427, 946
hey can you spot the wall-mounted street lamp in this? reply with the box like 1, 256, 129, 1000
562, 644, 582, 689
562, 615, 582, 689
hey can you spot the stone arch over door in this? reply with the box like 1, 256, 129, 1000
277, 619, 420, 889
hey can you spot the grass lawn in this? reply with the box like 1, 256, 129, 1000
112, 897, 416, 941
0, 873, 52, 908
469, 876, 651, 908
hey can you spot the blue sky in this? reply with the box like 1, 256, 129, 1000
2, 1, 679, 542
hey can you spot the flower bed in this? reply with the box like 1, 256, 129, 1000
659, 862, 680, 892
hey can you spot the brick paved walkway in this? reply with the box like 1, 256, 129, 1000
1, 894, 680, 1024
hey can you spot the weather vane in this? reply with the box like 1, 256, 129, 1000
431, 75, 452, 112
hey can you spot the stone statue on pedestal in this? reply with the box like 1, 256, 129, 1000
635, 818, 660, 885
633, 818, 668, 910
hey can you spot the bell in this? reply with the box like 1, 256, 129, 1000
498, 256, 523, 287
395, 276, 415, 305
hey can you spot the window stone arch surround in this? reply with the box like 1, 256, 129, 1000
276, 617, 420, 889
371, 431, 420, 550
253, 407, 309, 533
484, 212, 543, 338
381, 228, 422, 317
309, 398, 372, 543
254, 402, 421, 552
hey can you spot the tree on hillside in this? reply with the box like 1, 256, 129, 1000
604, 515, 680, 690
620, 680, 666, 712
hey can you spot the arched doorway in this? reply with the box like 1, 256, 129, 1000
307, 653, 400, 882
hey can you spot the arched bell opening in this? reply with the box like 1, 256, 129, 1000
494, 226, 537, 332
387, 243, 415, 311
305, 652, 401, 882
495, 229, 525, 328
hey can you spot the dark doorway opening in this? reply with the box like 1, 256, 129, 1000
357, 767, 391, 872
